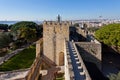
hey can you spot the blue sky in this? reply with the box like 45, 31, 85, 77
0, 0, 120, 21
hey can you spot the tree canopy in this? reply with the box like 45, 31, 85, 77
11, 21, 42, 43
87, 27, 99, 32
0, 21, 43, 55
0, 24, 9, 31
0, 32, 12, 48
11, 21, 38, 31
18, 27, 36, 42
108, 72, 120, 80
95, 24, 120, 48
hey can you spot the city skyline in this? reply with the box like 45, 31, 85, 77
0, 0, 120, 21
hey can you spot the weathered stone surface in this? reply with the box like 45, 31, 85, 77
43, 21, 70, 65
36, 40, 41, 57
75, 42, 102, 70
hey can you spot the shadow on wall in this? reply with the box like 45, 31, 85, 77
70, 27, 87, 42
84, 61, 109, 80
41, 55, 57, 70
75, 43, 101, 69
76, 44, 109, 80
102, 43, 120, 71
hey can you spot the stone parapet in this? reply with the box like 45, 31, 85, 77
0, 69, 29, 80
64, 40, 71, 80
64, 40, 91, 80
75, 41, 102, 70
73, 42, 91, 80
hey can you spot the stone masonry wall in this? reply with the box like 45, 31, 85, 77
43, 21, 69, 65
75, 42, 101, 70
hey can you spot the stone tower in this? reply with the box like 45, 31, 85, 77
43, 15, 70, 66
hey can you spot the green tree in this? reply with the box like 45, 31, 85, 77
37, 24, 43, 37
0, 32, 13, 52
11, 21, 38, 31
74, 23, 79, 27
11, 21, 42, 43
83, 23, 87, 28
95, 24, 120, 50
0, 24, 9, 31
18, 27, 36, 43
108, 72, 120, 80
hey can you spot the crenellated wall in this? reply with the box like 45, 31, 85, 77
64, 40, 91, 80
75, 41, 102, 70
76, 27, 87, 38
74, 26, 102, 70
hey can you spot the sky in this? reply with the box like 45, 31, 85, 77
0, 0, 120, 21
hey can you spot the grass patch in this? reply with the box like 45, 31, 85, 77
56, 73, 64, 80
56, 78, 64, 80
0, 45, 36, 71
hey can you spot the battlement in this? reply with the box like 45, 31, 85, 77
43, 21, 71, 27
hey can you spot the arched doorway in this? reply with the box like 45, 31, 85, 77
59, 52, 64, 66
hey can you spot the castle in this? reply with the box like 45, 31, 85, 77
43, 15, 70, 66
0, 16, 101, 80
